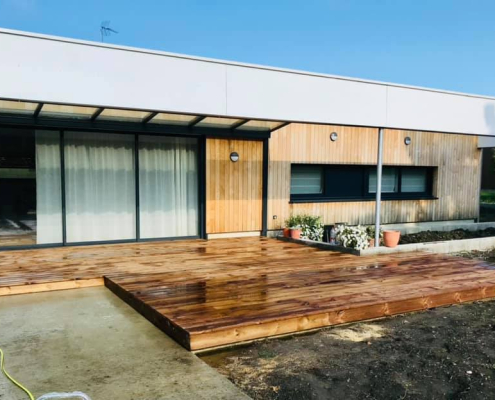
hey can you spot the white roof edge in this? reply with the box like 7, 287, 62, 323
1, 27, 494, 102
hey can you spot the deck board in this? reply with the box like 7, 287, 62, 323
1, 237, 495, 350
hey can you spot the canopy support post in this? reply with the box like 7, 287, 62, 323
374, 128, 384, 247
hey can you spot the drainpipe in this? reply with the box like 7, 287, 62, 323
374, 128, 384, 247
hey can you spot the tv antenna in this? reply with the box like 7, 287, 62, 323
100, 21, 118, 42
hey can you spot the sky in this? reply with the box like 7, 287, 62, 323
0, 0, 494, 96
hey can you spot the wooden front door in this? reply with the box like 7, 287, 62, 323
206, 138, 263, 234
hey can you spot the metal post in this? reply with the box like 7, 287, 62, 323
374, 128, 384, 247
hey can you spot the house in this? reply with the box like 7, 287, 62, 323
1, 28, 495, 250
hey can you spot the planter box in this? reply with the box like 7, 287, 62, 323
277, 236, 360, 256
278, 235, 495, 257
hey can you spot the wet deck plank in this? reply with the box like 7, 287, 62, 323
1, 238, 495, 350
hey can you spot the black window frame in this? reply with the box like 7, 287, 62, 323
290, 164, 437, 203
364, 166, 435, 200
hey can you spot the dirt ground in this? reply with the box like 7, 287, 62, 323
399, 228, 495, 244
201, 250, 495, 400
456, 248, 495, 264
202, 302, 495, 400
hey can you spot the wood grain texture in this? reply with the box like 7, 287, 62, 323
0, 278, 103, 296
2, 238, 495, 350
206, 138, 263, 233
268, 124, 482, 230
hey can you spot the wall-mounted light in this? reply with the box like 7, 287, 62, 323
230, 152, 239, 162
404, 136, 412, 146
330, 132, 338, 141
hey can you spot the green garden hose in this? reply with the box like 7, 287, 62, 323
0, 347, 35, 400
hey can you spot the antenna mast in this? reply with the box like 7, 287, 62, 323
100, 21, 118, 42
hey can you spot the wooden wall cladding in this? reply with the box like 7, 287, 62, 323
268, 124, 481, 230
206, 138, 263, 233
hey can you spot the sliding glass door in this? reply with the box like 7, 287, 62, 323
139, 135, 198, 239
64, 132, 136, 243
0, 127, 200, 247
0, 127, 62, 247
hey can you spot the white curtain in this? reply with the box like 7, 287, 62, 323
139, 135, 198, 238
64, 132, 136, 243
36, 130, 63, 244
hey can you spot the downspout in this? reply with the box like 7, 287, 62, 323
374, 128, 384, 247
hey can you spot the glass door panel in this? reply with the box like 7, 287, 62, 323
0, 128, 62, 247
139, 135, 198, 239
65, 132, 136, 243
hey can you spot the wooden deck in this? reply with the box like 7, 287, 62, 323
2, 238, 495, 350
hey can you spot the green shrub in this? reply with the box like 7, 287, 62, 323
337, 225, 369, 250
285, 214, 302, 228
285, 214, 324, 241
366, 225, 383, 240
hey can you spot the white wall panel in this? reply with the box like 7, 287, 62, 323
0, 33, 228, 115
1, 29, 495, 137
386, 86, 495, 136
225, 65, 387, 127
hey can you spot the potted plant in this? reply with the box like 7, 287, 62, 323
290, 225, 302, 239
282, 226, 291, 238
383, 230, 401, 247
366, 226, 383, 247
285, 215, 302, 239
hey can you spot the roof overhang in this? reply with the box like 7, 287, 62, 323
0, 98, 287, 136
0, 28, 495, 137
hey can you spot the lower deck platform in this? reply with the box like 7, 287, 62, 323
2, 238, 495, 350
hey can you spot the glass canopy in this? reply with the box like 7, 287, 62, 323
40, 104, 99, 119
0, 99, 288, 132
0, 100, 39, 115
195, 116, 244, 128
149, 113, 197, 125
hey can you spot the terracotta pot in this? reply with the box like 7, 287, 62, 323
383, 230, 401, 248
369, 238, 383, 247
283, 228, 291, 238
290, 228, 302, 239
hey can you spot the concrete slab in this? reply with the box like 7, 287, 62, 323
361, 236, 495, 256
0, 287, 250, 400
278, 235, 495, 257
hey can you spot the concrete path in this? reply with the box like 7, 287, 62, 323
0, 287, 250, 400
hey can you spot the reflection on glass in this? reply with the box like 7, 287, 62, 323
369, 168, 399, 193
0, 128, 62, 246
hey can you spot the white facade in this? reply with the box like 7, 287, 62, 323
1, 28, 495, 137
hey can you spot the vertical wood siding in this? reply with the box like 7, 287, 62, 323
268, 124, 481, 230
206, 138, 263, 233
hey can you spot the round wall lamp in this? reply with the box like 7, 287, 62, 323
230, 152, 239, 162
330, 132, 338, 142
404, 136, 412, 146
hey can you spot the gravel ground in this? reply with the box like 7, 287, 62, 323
455, 248, 495, 264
